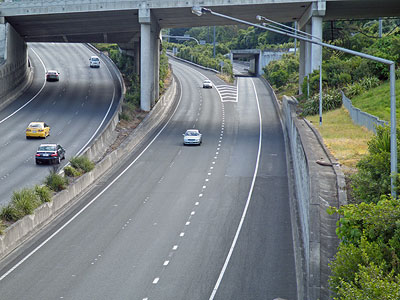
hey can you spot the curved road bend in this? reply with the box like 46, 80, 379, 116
0, 58, 297, 300
0, 43, 121, 206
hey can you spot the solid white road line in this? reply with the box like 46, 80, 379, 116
0, 70, 184, 282
209, 78, 263, 300
0, 48, 46, 125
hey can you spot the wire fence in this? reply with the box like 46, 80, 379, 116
341, 91, 388, 134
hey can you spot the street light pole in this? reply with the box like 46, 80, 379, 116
191, 6, 397, 197
257, 15, 324, 125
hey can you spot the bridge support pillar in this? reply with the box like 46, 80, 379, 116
311, 16, 323, 72
298, 1, 325, 95
139, 6, 160, 111
150, 24, 160, 107
140, 22, 152, 112
134, 42, 140, 75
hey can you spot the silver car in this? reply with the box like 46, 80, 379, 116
183, 129, 202, 145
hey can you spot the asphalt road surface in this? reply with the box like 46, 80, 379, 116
0, 43, 121, 206
0, 57, 297, 300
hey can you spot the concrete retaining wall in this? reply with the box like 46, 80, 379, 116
0, 21, 32, 111
282, 96, 345, 300
0, 72, 177, 261
260, 76, 345, 300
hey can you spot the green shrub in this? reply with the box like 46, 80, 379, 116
269, 69, 289, 88
350, 126, 400, 203
45, 171, 68, 192
332, 262, 400, 300
34, 185, 52, 203
0, 220, 5, 234
64, 166, 82, 177
12, 188, 40, 216
70, 156, 94, 173
328, 199, 400, 297
301, 89, 342, 116
0, 204, 19, 222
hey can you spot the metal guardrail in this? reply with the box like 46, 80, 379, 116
341, 91, 388, 133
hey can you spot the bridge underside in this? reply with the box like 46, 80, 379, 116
4, 0, 400, 43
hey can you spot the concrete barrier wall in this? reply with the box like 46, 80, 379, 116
342, 91, 387, 133
0, 22, 32, 111
0, 74, 177, 262
259, 75, 344, 300
281, 96, 345, 300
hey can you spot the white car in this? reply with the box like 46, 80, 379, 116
89, 55, 101, 68
183, 129, 202, 145
46, 70, 60, 81
203, 79, 212, 88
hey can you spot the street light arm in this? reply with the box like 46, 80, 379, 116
194, 7, 394, 65
191, 6, 397, 196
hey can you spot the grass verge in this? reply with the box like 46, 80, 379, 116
306, 106, 373, 175
350, 79, 400, 122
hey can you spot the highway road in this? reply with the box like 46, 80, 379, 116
0, 43, 121, 206
0, 58, 297, 299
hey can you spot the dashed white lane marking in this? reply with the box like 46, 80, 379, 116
0, 48, 49, 125
185, 221, 190, 225
202, 185, 206, 189
163, 260, 170, 266
209, 78, 262, 300
191, 211, 196, 215
195, 202, 199, 206
208, 172, 211, 176
199, 194, 203, 198
153, 277, 160, 284
205, 179, 209, 182
0, 68, 183, 282
173, 245, 178, 250
180, 232, 185, 237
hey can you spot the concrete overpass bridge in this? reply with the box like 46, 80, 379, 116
0, 0, 399, 110
0, 0, 399, 109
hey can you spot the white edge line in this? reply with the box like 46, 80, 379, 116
74, 53, 116, 157
0, 48, 46, 125
209, 78, 262, 300
0, 74, 183, 281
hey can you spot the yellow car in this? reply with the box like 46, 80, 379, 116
26, 122, 50, 139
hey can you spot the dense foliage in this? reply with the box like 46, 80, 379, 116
350, 126, 400, 203
261, 20, 400, 117
328, 198, 400, 298
167, 42, 233, 78
170, 25, 292, 49
95, 42, 170, 112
